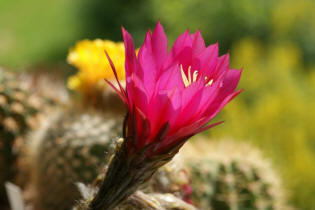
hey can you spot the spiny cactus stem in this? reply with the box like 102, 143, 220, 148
89, 139, 173, 210
89, 145, 132, 210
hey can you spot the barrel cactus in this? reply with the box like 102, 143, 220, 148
0, 68, 54, 204
72, 159, 196, 210
183, 140, 290, 210
74, 185, 196, 210
30, 110, 122, 210
120, 191, 196, 210
150, 154, 193, 204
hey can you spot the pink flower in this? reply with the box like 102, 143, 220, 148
89, 22, 242, 210
106, 22, 242, 157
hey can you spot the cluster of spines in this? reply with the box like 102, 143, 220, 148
31, 110, 122, 210
184, 140, 289, 210
0, 69, 45, 204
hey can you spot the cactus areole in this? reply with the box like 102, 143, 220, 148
89, 22, 242, 210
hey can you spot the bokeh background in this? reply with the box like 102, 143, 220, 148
0, 0, 314, 209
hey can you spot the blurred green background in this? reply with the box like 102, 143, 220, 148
0, 0, 314, 209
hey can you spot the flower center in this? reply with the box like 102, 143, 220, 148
180, 65, 213, 88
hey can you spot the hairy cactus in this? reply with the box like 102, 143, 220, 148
73, 182, 196, 210
0, 68, 55, 204
118, 191, 197, 210
71, 143, 194, 210
30, 110, 122, 210
182, 139, 290, 210
150, 154, 193, 204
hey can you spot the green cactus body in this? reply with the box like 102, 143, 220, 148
74, 186, 197, 210
150, 154, 193, 204
31, 110, 122, 210
0, 69, 46, 203
183, 140, 289, 210
191, 159, 277, 210
69, 151, 192, 210
117, 191, 197, 210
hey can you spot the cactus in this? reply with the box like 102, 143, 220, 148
150, 154, 193, 204
183, 139, 290, 210
73, 179, 196, 210
75, 188, 197, 210
30, 110, 122, 210
0, 68, 52, 204
27, 40, 127, 210
71, 144, 195, 210
115, 191, 197, 210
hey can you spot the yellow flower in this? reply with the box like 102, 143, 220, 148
67, 39, 126, 93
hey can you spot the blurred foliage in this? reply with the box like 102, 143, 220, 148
0, 0, 82, 68
1, 0, 315, 68
0, 0, 315, 209
0, 0, 153, 69
151, 0, 272, 56
153, 0, 315, 67
211, 38, 315, 209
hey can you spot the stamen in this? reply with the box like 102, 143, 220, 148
206, 79, 213, 87
180, 64, 214, 88
193, 71, 198, 82
187, 66, 192, 84
180, 65, 190, 87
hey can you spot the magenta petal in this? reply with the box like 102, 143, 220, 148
171, 30, 192, 55
104, 79, 128, 104
166, 89, 182, 125
198, 43, 219, 76
208, 68, 242, 108
104, 51, 128, 101
195, 82, 221, 116
152, 21, 168, 70
178, 47, 193, 71
155, 63, 185, 91
152, 89, 182, 130
131, 73, 149, 115
147, 91, 174, 140
178, 83, 204, 123
134, 106, 151, 148
164, 30, 192, 68
194, 121, 224, 134
220, 69, 242, 96
204, 89, 242, 122
213, 54, 230, 80
138, 30, 157, 97
165, 116, 208, 147
122, 28, 138, 77
138, 30, 153, 79
122, 27, 140, 105
191, 30, 206, 57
